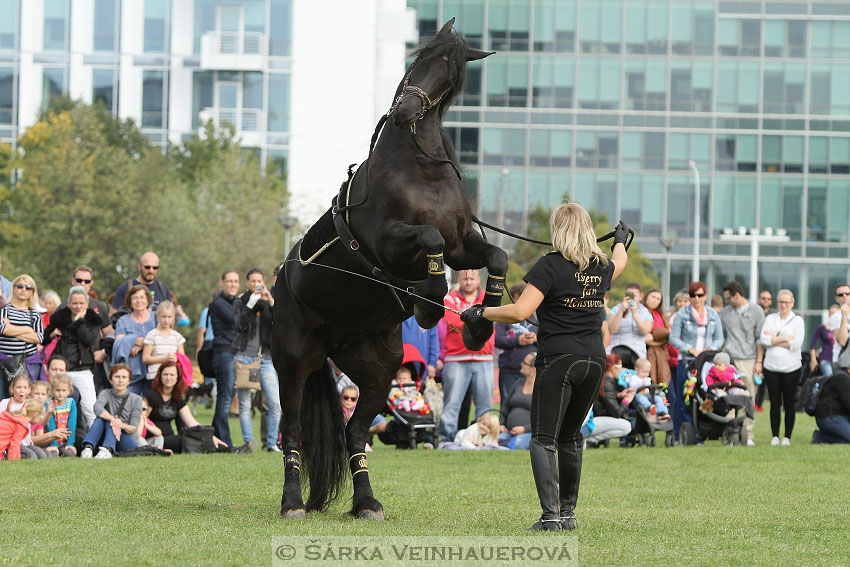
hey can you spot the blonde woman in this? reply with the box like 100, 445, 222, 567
0, 274, 45, 391
461, 203, 629, 531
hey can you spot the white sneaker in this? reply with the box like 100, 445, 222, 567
781, 437, 791, 446
80, 447, 93, 459
365, 443, 373, 452
747, 439, 756, 446
770, 436, 780, 446
94, 447, 113, 459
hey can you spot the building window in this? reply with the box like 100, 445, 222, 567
578, 58, 620, 110
712, 176, 756, 233
142, 70, 165, 128
444, 126, 480, 165
488, 0, 530, 52
93, 0, 119, 52
43, 0, 67, 51
0, 66, 14, 124
811, 21, 850, 59
486, 56, 528, 107
242, 71, 263, 131
763, 62, 805, 114
144, 0, 169, 53
810, 64, 850, 116
575, 130, 618, 168
622, 132, 665, 170
532, 0, 574, 52
574, 172, 617, 223
579, 0, 621, 54
0, 0, 17, 50
42, 67, 67, 111
192, 71, 213, 129
670, 61, 712, 112
443, 0, 484, 48
456, 65, 482, 106
529, 129, 571, 167
92, 68, 117, 115
267, 73, 290, 132
716, 61, 759, 113
760, 178, 803, 241
483, 128, 526, 166
194, 0, 215, 53
266, 148, 288, 177
715, 134, 757, 172
269, 0, 292, 56
669, 133, 711, 171
531, 56, 573, 108
717, 19, 760, 56
621, 174, 663, 236
671, 1, 713, 56
764, 20, 806, 58
625, 0, 668, 55
625, 60, 666, 111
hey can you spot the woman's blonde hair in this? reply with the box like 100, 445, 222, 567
12, 275, 39, 309
549, 203, 609, 271
10, 399, 44, 417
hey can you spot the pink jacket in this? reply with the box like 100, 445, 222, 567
0, 412, 31, 460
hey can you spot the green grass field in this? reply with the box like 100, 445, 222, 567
3, 405, 849, 566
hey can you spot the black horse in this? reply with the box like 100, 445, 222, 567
272, 20, 506, 520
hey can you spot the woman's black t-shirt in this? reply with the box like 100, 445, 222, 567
524, 252, 615, 358
144, 390, 187, 437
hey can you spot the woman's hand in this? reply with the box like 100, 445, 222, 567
754, 361, 763, 375
510, 426, 526, 435
688, 348, 702, 357
130, 345, 142, 356
500, 424, 508, 433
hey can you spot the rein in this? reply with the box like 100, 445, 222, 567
470, 215, 636, 251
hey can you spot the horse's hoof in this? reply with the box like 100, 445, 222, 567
281, 508, 306, 519
462, 319, 492, 351
414, 302, 443, 330
356, 509, 385, 521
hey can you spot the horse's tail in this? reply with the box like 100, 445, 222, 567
301, 360, 347, 512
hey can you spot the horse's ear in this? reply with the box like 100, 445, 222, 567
466, 48, 495, 62
437, 18, 455, 36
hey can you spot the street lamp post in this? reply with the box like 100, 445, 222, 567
497, 168, 509, 249
718, 227, 790, 302
688, 160, 700, 282
277, 209, 298, 255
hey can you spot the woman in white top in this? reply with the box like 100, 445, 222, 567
756, 289, 804, 446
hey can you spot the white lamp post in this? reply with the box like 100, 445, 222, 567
688, 160, 700, 281
718, 228, 790, 302
277, 209, 298, 254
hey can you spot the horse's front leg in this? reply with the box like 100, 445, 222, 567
381, 222, 448, 329
449, 230, 509, 350
331, 331, 402, 520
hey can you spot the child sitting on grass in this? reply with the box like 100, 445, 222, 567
0, 375, 48, 458
0, 399, 46, 460
619, 358, 669, 419
27, 380, 58, 458
453, 413, 501, 449
45, 374, 77, 456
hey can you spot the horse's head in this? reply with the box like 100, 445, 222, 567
391, 18, 494, 129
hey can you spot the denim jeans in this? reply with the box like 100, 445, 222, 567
438, 360, 493, 442
815, 414, 850, 443
635, 392, 668, 415
820, 360, 834, 377
212, 350, 236, 446
499, 431, 531, 450
83, 417, 139, 453
236, 355, 282, 448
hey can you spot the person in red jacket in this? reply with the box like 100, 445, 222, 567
1, 399, 45, 460
438, 270, 496, 443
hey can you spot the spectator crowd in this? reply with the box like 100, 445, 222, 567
2, 252, 850, 461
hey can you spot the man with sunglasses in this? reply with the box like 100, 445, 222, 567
830, 284, 850, 371
109, 252, 187, 322
720, 280, 764, 446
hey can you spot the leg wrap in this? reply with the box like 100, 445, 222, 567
284, 449, 301, 481
426, 253, 445, 276
349, 452, 374, 494
424, 254, 447, 298
483, 275, 506, 307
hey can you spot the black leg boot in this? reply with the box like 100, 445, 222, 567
527, 438, 563, 531
558, 436, 583, 530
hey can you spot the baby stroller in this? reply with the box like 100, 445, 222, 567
377, 345, 436, 449
629, 383, 675, 447
679, 350, 749, 446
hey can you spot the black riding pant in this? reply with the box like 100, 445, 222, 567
763, 367, 800, 438
530, 353, 604, 520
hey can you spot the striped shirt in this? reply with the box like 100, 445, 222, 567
0, 305, 44, 356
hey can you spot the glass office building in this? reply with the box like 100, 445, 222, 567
0, 0, 292, 175
407, 0, 850, 337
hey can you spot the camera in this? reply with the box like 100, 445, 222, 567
254, 284, 264, 293
625, 290, 635, 300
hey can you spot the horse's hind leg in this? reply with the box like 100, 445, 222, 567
331, 330, 403, 520
381, 222, 447, 329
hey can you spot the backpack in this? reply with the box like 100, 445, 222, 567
800, 374, 833, 417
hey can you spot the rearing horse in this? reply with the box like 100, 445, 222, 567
272, 19, 506, 520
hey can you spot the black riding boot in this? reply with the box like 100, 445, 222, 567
527, 438, 562, 531
558, 435, 583, 530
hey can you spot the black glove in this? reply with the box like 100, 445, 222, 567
612, 220, 630, 250
460, 305, 486, 324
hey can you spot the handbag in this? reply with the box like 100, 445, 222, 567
197, 342, 214, 378
181, 425, 216, 454
235, 358, 262, 390
0, 353, 29, 386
